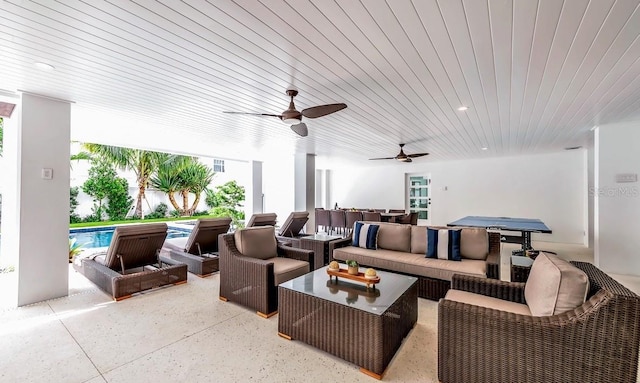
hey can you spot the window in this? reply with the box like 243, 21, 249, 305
213, 159, 225, 173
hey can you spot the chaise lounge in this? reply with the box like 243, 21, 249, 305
246, 212, 277, 227
73, 223, 188, 300
275, 211, 309, 247
159, 217, 231, 277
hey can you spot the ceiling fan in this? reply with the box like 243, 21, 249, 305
223, 89, 347, 137
369, 143, 429, 163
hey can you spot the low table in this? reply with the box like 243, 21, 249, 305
511, 255, 533, 282
278, 266, 418, 379
159, 249, 219, 277
299, 234, 343, 270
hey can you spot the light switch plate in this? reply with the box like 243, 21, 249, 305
41, 168, 53, 180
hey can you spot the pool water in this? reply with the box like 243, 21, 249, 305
69, 226, 191, 248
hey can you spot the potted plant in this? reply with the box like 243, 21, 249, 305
69, 238, 84, 263
346, 260, 359, 275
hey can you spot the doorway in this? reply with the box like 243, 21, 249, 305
407, 175, 431, 225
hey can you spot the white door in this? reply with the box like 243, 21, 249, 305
408, 175, 431, 225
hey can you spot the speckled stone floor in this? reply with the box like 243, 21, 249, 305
0, 241, 637, 382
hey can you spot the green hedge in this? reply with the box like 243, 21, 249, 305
69, 215, 220, 229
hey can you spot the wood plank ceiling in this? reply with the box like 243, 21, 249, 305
1, 0, 639, 164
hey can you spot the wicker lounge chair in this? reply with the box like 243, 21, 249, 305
219, 226, 314, 318
438, 260, 640, 383
159, 217, 231, 277
246, 212, 277, 227
275, 211, 309, 247
73, 223, 187, 301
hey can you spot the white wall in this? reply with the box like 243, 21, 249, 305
262, 154, 295, 226
594, 122, 640, 276
331, 150, 586, 244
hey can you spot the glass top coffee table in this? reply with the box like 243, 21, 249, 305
278, 265, 418, 379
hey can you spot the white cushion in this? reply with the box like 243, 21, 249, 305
445, 289, 531, 316
524, 252, 589, 316
234, 226, 277, 260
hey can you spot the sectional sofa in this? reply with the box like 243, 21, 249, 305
332, 222, 501, 300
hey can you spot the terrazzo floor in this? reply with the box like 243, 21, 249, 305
0, 241, 637, 383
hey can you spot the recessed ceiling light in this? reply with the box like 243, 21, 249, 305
457, 106, 469, 111
481, 147, 488, 151
34, 62, 55, 71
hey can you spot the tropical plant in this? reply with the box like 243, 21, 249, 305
82, 159, 133, 221
83, 143, 172, 218
69, 238, 84, 263
205, 180, 245, 226
105, 177, 133, 221
151, 157, 215, 216
178, 159, 215, 215
70, 186, 81, 223
146, 203, 169, 219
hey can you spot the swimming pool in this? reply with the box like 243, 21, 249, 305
69, 226, 192, 248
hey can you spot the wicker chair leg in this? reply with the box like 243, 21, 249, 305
360, 368, 383, 380
257, 311, 277, 319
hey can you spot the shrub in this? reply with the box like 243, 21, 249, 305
82, 159, 133, 221
146, 203, 169, 219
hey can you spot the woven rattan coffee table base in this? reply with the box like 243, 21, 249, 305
278, 280, 418, 379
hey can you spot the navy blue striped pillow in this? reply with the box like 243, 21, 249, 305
426, 228, 461, 261
352, 222, 379, 250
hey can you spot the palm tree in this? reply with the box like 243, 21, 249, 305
150, 161, 183, 212
178, 161, 215, 215
150, 157, 215, 216
83, 144, 171, 218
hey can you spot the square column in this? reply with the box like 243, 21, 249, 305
244, 160, 263, 219
1, 93, 71, 306
294, 153, 315, 231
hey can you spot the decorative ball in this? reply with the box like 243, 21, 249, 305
329, 261, 340, 270
365, 268, 377, 277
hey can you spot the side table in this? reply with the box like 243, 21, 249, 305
299, 234, 344, 270
510, 255, 533, 282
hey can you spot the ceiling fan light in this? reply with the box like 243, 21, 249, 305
282, 117, 301, 125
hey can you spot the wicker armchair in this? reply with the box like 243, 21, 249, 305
438, 261, 640, 383
218, 226, 314, 318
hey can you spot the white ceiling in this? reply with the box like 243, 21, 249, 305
1, 0, 640, 165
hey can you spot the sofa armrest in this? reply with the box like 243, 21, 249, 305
451, 274, 526, 304
278, 245, 314, 267
485, 252, 500, 280
438, 289, 635, 383
328, 237, 353, 261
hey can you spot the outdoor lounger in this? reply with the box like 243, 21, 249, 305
73, 223, 187, 300
160, 217, 232, 277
